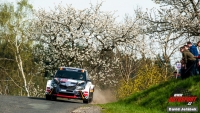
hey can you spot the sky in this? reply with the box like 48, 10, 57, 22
2, 0, 160, 22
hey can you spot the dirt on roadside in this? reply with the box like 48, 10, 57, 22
91, 88, 117, 104
71, 88, 117, 113
71, 106, 102, 113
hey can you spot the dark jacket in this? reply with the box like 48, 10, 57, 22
182, 49, 196, 64
189, 45, 198, 56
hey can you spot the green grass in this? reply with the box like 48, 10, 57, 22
99, 76, 200, 113
100, 103, 165, 113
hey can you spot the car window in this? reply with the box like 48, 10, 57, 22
55, 70, 86, 80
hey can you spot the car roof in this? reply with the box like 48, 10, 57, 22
59, 67, 87, 72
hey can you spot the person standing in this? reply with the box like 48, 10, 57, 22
187, 41, 199, 75
187, 41, 198, 56
180, 59, 185, 79
196, 41, 200, 74
180, 46, 196, 79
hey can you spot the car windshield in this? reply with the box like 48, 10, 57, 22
55, 70, 86, 80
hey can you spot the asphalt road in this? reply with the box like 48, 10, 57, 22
0, 95, 88, 113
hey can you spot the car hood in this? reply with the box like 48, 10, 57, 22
54, 78, 85, 86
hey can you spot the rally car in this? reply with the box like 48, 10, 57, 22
45, 67, 95, 103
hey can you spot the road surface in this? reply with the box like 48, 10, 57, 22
0, 95, 98, 113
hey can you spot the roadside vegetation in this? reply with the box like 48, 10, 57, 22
100, 76, 200, 113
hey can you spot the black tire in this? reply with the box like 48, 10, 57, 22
51, 96, 57, 101
45, 95, 51, 100
83, 99, 89, 104
83, 92, 93, 103
89, 92, 93, 103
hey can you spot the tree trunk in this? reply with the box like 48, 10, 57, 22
15, 43, 30, 97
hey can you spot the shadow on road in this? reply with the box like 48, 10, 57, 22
28, 97, 85, 104
28, 97, 45, 100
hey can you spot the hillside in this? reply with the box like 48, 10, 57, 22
100, 76, 200, 113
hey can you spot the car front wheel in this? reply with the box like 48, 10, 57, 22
45, 95, 51, 100
83, 99, 89, 103
51, 96, 57, 101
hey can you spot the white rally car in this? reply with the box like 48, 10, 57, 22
45, 67, 95, 103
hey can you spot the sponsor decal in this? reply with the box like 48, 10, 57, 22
85, 96, 89, 99
60, 78, 68, 82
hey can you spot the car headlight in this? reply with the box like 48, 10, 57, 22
76, 86, 84, 90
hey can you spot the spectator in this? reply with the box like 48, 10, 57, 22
187, 41, 199, 75
184, 45, 189, 50
197, 41, 200, 52
187, 41, 198, 56
196, 41, 200, 74
180, 59, 185, 79
180, 46, 196, 79
173, 71, 181, 78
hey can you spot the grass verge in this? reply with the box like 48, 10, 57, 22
98, 76, 200, 113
